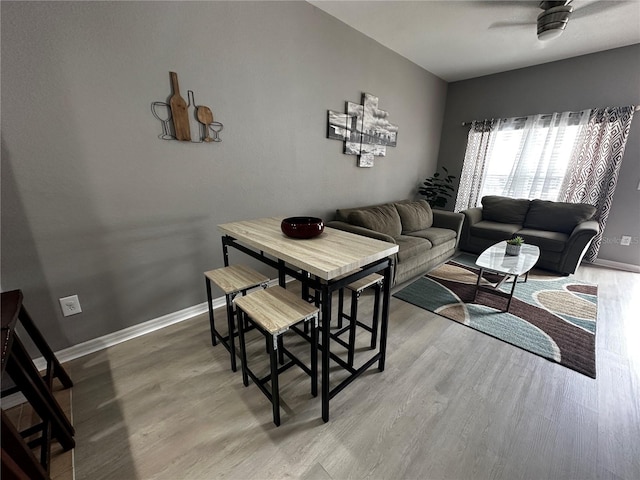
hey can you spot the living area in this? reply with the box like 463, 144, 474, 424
2, 2, 639, 479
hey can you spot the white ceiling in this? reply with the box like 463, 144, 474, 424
308, 0, 640, 82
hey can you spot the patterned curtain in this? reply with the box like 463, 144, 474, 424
560, 106, 636, 262
454, 119, 498, 212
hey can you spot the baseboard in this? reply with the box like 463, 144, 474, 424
2, 300, 217, 409
32, 276, 286, 370
590, 259, 640, 273
2, 276, 289, 409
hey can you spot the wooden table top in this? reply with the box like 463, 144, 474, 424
218, 217, 398, 281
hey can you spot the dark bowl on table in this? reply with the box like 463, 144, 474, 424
281, 217, 324, 239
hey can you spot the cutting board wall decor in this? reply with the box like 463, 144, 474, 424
169, 72, 191, 141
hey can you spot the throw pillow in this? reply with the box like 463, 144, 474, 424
395, 200, 433, 232
482, 196, 531, 225
524, 200, 596, 234
347, 204, 402, 238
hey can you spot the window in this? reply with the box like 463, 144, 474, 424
478, 112, 587, 201
455, 105, 636, 263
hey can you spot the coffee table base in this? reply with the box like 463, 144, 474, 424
473, 267, 530, 312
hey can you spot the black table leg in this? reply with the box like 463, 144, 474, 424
321, 283, 331, 423
378, 261, 392, 372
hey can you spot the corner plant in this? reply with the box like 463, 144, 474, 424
506, 236, 525, 246
418, 166, 456, 208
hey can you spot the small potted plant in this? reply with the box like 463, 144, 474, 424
505, 236, 524, 256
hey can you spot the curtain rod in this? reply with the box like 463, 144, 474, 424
461, 105, 640, 127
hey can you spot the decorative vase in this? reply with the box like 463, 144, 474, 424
505, 243, 521, 256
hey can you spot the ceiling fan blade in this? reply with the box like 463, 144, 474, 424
571, 0, 633, 20
488, 21, 537, 29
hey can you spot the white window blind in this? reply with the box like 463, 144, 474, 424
478, 111, 589, 201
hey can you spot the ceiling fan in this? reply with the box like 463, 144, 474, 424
490, 1, 631, 42
537, 1, 574, 41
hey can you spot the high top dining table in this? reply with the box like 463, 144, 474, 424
218, 217, 399, 422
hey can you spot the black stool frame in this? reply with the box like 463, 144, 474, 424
205, 278, 268, 371
236, 308, 318, 426
334, 277, 383, 366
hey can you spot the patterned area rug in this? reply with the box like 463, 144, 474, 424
394, 254, 598, 378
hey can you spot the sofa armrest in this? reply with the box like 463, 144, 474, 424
560, 220, 600, 274
326, 221, 397, 244
458, 207, 483, 252
461, 207, 483, 226
570, 219, 600, 238
432, 210, 464, 238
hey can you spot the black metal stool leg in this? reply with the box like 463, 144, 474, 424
205, 278, 218, 346
371, 282, 381, 349
269, 334, 280, 426
337, 289, 344, 329
237, 309, 249, 387
311, 317, 318, 397
347, 290, 358, 367
278, 336, 284, 365
224, 293, 237, 371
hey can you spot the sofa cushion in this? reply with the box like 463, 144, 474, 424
335, 200, 406, 223
407, 227, 456, 246
395, 200, 433, 232
518, 229, 569, 253
481, 196, 531, 225
524, 200, 596, 234
394, 235, 433, 262
470, 220, 521, 240
347, 204, 402, 238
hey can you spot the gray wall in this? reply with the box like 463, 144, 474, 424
1, 1, 446, 350
437, 44, 640, 267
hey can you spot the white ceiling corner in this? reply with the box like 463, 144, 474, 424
308, 0, 640, 81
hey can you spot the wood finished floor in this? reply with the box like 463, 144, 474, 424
67, 264, 640, 480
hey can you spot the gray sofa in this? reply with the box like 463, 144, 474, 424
459, 195, 599, 275
327, 199, 464, 286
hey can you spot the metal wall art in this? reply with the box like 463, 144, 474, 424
327, 93, 398, 167
151, 71, 223, 143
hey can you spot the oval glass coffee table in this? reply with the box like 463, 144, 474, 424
474, 240, 540, 312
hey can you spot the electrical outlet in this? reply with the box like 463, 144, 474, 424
620, 235, 632, 246
59, 295, 82, 317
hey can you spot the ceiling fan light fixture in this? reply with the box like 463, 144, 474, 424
537, 4, 573, 41
537, 26, 566, 41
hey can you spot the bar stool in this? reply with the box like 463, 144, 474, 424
204, 265, 270, 371
335, 273, 384, 367
234, 286, 319, 426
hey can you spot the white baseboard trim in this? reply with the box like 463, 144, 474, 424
2, 300, 215, 408
2, 277, 289, 409
32, 276, 286, 370
30, 301, 212, 372
590, 259, 640, 273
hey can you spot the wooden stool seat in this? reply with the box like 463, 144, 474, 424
346, 273, 384, 293
204, 265, 270, 371
204, 265, 270, 295
335, 273, 384, 367
234, 286, 319, 426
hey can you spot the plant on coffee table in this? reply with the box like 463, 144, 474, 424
506, 236, 524, 255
